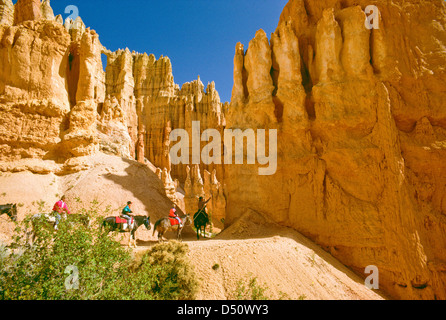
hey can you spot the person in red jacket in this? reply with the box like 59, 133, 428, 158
169, 207, 182, 227
52, 195, 71, 230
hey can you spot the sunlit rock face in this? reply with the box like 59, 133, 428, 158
2, 0, 446, 300
0, 0, 226, 181
224, 0, 446, 300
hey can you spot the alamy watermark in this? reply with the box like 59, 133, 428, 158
169, 121, 277, 176
364, 265, 379, 290
64, 265, 79, 290
365, 5, 380, 30
65, 5, 79, 21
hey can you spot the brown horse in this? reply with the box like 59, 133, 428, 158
152, 214, 192, 242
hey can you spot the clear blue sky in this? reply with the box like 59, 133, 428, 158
39, 0, 288, 103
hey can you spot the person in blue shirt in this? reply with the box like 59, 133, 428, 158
121, 201, 133, 228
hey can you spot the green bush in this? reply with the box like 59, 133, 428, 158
134, 241, 199, 300
234, 275, 271, 300
0, 202, 199, 300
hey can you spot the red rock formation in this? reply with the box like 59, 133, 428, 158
0, 1, 226, 181
224, 0, 446, 300
13, 0, 41, 25
0, 0, 14, 26
3, 0, 445, 301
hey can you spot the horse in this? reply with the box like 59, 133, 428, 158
27, 213, 90, 244
101, 215, 151, 248
66, 214, 91, 228
0, 204, 17, 222
27, 213, 57, 244
152, 214, 192, 242
194, 209, 210, 240
30, 213, 90, 228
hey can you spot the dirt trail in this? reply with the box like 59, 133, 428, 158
137, 210, 386, 300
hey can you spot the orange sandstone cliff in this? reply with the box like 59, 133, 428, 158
1, 0, 446, 300
0, 0, 226, 182
224, 0, 446, 300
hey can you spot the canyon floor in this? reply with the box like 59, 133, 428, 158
0, 153, 386, 300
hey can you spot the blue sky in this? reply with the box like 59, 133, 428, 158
40, 0, 288, 103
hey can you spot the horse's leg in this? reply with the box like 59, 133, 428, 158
178, 227, 183, 242
132, 230, 137, 248
130, 231, 136, 248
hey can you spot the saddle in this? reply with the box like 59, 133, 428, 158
168, 213, 182, 226
46, 213, 57, 223
116, 216, 134, 225
169, 218, 180, 226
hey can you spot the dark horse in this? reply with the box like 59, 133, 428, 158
101, 215, 151, 248
153, 214, 192, 242
0, 204, 17, 222
194, 209, 209, 240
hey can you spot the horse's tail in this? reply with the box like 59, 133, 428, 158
153, 219, 161, 236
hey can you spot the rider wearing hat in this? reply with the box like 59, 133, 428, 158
121, 201, 134, 228
198, 196, 211, 214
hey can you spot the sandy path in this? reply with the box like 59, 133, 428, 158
136, 210, 386, 300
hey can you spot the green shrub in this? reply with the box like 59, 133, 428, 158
134, 241, 199, 300
234, 274, 270, 300
0, 202, 198, 300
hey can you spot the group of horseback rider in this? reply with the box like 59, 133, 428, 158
51, 195, 212, 231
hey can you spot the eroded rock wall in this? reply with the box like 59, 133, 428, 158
0, 0, 226, 185
224, 0, 446, 300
